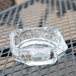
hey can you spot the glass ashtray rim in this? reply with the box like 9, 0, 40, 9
9, 26, 68, 66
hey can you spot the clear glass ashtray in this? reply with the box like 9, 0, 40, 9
10, 27, 68, 66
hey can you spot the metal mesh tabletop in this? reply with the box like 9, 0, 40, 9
0, 0, 76, 76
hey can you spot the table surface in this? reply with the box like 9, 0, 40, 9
0, 0, 76, 76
